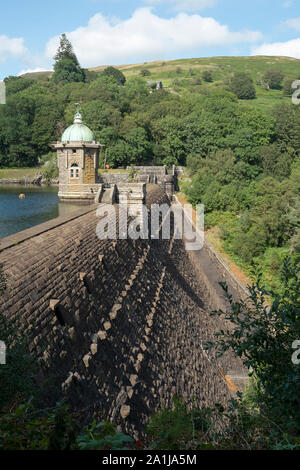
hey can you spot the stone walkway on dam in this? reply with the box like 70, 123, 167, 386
0, 185, 246, 436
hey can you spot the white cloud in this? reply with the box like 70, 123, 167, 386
282, 18, 300, 32
252, 38, 300, 59
0, 35, 27, 62
45, 8, 262, 68
18, 68, 51, 76
144, 0, 217, 11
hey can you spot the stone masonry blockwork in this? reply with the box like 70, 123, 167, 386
0, 185, 240, 436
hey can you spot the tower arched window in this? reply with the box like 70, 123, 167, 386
70, 164, 79, 179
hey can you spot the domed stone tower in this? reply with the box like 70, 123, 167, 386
51, 104, 103, 201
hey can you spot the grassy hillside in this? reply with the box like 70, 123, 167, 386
117, 55, 300, 110
117, 55, 300, 78
23, 55, 300, 110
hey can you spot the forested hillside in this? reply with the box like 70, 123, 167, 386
0, 36, 299, 291
183, 92, 300, 292
0, 35, 300, 450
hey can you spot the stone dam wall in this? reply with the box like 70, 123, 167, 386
0, 185, 244, 436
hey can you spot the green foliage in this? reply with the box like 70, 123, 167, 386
102, 66, 126, 86
4, 76, 34, 96
264, 69, 285, 90
205, 210, 236, 230
52, 58, 85, 85
282, 78, 294, 96
53, 34, 79, 65
206, 260, 300, 445
0, 399, 134, 451
0, 402, 77, 450
2, 57, 295, 171
0, 58, 299, 283
288, 196, 300, 254
202, 70, 213, 82
122, 77, 150, 103
41, 152, 58, 182
147, 388, 300, 450
229, 72, 256, 100
1, 248, 299, 450
107, 127, 151, 166
272, 103, 300, 153
128, 164, 136, 181
76, 420, 134, 450
146, 296, 300, 450
184, 92, 299, 291
260, 144, 292, 180
52, 34, 85, 84
140, 68, 151, 77
205, 175, 297, 279
0, 94, 37, 167
83, 70, 99, 83
147, 397, 214, 450
191, 77, 202, 85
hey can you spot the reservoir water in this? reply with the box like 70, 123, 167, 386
0, 185, 85, 239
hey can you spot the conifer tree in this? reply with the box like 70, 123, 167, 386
52, 34, 85, 84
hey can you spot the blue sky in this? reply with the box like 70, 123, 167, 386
0, 0, 300, 79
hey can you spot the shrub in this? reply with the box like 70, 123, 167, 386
0, 402, 77, 450
282, 78, 294, 97
102, 66, 126, 86
264, 69, 284, 90
207, 258, 300, 443
202, 70, 213, 82
147, 397, 214, 450
41, 152, 58, 182
191, 77, 202, 86
229, 72, 256, 100
140, 69, 151, 77
76, 420, 134, 450
230, 229, 267, 263
0, 399, 134, 450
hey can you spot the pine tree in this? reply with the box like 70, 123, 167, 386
54, 34, 79, 65
52, 34, 85, 84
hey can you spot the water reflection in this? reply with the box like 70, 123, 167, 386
0, 185, 86, 239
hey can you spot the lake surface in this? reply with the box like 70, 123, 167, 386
0, 185, 85, 239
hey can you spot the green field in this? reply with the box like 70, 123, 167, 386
0, 167, 41, 179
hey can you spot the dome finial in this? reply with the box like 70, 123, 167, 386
74, 102, 82, 124
61, 102, 95, 142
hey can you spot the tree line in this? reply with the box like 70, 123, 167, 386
185, 92, 300, 291
0, 34, 299, 288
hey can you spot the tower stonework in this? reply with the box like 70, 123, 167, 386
51, 105, 175, 204
51, 107, 103, 201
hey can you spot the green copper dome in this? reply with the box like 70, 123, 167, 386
61, 111, 94, 143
